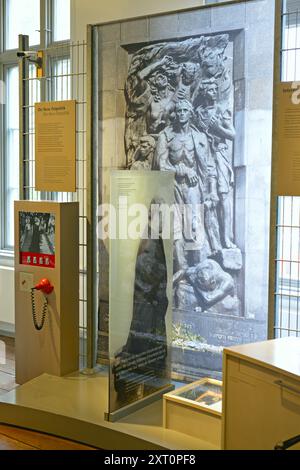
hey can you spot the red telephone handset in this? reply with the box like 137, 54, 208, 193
31, 279, 53, 331
34, 278, 54, 295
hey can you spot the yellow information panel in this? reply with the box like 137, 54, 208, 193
277, 82, 300, 196
35, 100, 76, 192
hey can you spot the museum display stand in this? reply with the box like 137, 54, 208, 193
14, 201, 79, 385
222, 337, 300, 450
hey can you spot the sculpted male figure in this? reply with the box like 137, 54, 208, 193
196, 80, 236, 249
153, 99, 209, 271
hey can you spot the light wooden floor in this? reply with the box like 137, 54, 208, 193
0, 336, 96, 450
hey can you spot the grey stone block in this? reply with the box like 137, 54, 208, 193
235, 167, 246, 198
117, 45, 129, 91
234, 196, 246, 250
99, 118, 116, 168
246, 0, 275, 26
246, 195, 271, 252
245, 110, 273, 166
121, 18, 149, 44
247, 164, 271, 201
114, 91, 126, 168
99, 43, 117, 91
178, 9, 211, 35
219, 248, 243, 271
248, 78, 274, 110
98, 91, 116, 120
115, 117, 127, 167
233, 30, 245, 81
211, 3, 246, 31
116, 90, 126, 118
234, 109, 245, 167
98, 23, 121, 43
244, 253, 269, 321
245, 27, 274, 81
234, 79, 245, 112
149, 13, 179, 40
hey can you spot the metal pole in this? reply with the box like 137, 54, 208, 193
18, 34, 29, 200
85, 24, 98, 369
268, 0, 283, 340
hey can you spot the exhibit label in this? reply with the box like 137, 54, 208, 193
277, 82, 300, 196
35, 100, 76, 192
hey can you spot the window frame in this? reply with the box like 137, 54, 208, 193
2, 63, 19, 251
0, 0, 71, 265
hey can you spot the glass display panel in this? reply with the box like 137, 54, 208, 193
108, 171, 174, 415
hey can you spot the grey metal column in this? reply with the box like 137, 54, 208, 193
18, 34, 29, 200
86, 24, 98, 369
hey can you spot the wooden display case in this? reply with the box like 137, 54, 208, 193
222, 338, 300, 450
163, 378, 222, 447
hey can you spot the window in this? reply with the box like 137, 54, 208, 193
5, 0, 40, 50
3, 66, 19, 248
0, 1, 71, 257
53, 0, 70, 42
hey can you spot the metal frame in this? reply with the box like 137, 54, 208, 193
268, 0, 283, 339
7, 0, 96, 367
269, 0, 300, 339
86, 24, 98, 367
17, 36, 94, 367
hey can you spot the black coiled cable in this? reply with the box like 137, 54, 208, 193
30, 288, 48, 331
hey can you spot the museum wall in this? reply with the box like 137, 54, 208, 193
71, 0, 206, 42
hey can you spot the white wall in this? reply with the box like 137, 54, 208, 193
72, 0, 205, 41
0, 267, 15, 327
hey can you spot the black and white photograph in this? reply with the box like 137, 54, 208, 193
19, 211, 55, 255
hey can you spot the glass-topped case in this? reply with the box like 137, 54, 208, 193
165, 378, 222, 415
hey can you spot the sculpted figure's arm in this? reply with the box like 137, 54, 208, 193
209, 110, 235, 141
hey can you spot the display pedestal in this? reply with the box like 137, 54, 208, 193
14, 201, 79, 385
222, 338, 300, 450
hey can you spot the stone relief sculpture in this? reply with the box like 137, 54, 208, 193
125, 34, 242, 316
